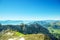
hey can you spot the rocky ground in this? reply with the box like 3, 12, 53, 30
0, 29, 51, 40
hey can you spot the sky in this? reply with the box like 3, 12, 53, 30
0, 0, 60, 20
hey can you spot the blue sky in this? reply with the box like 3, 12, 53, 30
0, 0, 60, 20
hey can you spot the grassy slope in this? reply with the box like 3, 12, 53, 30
48, 27, 60, 34
48, 27, 60, 39
24, 34, 51, 40
0, 30, 24, 40
0, 29, 51, 40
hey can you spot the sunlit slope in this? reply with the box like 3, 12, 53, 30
24, 34, 51, 40
48, 21, 60, 40
0, 29, 51, 40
